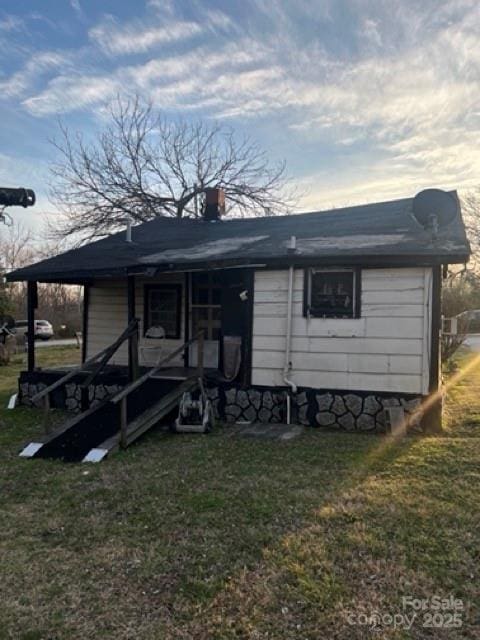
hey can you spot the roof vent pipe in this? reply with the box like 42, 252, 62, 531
125, 217, 133, 243
203, 187, 225, 221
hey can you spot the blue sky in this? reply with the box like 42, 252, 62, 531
0, 0, 479, 231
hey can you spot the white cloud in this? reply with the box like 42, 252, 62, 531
146, 0, 176, 16
89, 15, 202, 56
21, 38, 274, 115
204, 9, 237, 33
70, 0, 85, 21
0, 14, 24, 32
3, 0, 480, 210
22, 74, 122, 115
360, 18, 382, 49
0, 51, 71, 98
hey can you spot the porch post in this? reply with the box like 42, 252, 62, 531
243, 270, 255, 386
183, 272, 190, 367
127, 275, 139, 381
81, 283, 90, 364
423, 265, 443, 433
27, 280, 37, 372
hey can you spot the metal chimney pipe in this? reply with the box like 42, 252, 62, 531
123, 217, 133, 242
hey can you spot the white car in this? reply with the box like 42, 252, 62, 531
15, 319, 54, 341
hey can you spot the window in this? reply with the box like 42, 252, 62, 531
144, 284, 181, 339
304, 268, 360, 318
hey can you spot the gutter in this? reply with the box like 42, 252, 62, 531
283, 237, 298, 424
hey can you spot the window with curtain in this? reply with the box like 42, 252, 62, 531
144, 285, 181, 338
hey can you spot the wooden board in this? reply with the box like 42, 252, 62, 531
252, 336, 423, 355
252, 267, 431, 394
124, 378, 198, 447
87, 275, 187, 366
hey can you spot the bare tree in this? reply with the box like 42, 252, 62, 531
49, 95, 293, 240
0, 224, 83, 334
461, 189, 480, 271
0, 223, 32, 317
0, 222, 34, 271
440, 191, 480, 362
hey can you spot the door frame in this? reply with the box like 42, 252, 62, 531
188, 272, 222, 369
184, 269, 255, 383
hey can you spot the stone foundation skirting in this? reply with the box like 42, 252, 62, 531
205, 386, 424, 433
295, 389, 423, 432
19, 379, 124, 412
19, 372, 426, 433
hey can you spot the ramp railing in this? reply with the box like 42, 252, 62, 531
31, 319, 139, 433
111, 330, 204, 448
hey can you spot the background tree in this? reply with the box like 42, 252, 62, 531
442, 190, 480, 309
442, 271, 480, 318
50, 95, 293, 240
0, 223, 82, 335
0, 281, 10, 319
0, 223, 33, 321
461, 188, 480, 272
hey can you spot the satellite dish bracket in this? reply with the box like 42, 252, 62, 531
411, 189, 458, 238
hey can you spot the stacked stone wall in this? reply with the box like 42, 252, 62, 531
19, 375, 424, 432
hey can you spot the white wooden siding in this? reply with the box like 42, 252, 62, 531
252, 267, 432, 394
86, 274, 186, 366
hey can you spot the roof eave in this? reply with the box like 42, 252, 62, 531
7, 251, 470, 283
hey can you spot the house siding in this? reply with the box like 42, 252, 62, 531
86, 274, 186, 366
252, 267, 432, 394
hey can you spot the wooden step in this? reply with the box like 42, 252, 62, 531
124, 377, 198, 447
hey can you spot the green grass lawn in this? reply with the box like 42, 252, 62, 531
0, 346, 479, 639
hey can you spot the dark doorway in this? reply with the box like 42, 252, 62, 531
187, 269, 253, 383
220, 269, 252, 384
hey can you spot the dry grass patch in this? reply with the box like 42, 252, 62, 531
0, 347, 479, 638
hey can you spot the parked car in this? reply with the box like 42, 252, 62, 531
14, 319, 54, 341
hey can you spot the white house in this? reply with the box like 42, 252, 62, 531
8, 188, 470, 442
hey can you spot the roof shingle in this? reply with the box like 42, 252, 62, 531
7, 192, 470, 282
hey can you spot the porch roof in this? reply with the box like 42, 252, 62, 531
7, 190, 470, 283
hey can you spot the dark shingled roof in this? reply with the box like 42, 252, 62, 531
7, 191, 470, 282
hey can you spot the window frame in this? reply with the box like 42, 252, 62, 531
303, 267, 361, 319
190, 272, 222, 342
143, 284, 182, 339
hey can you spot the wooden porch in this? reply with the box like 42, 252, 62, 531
24, 267, 253, 387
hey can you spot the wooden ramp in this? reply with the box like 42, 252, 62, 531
20, 330, 206, 463
20, 399, 118, 463
19, 378, 199, 463
88, 378, 199, 461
